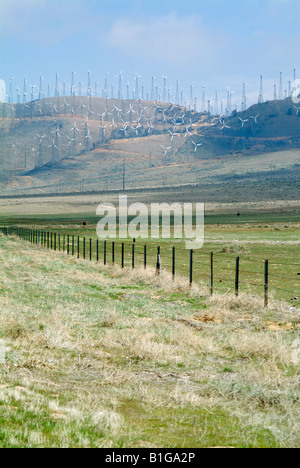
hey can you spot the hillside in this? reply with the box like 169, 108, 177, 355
0, 96, 299, 198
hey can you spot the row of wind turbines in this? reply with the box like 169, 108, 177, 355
3, 68, 300, 116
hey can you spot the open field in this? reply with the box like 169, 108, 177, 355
1, 197, 300, 305
0, 234, 299, 448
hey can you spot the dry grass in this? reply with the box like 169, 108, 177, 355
0, 235, 299, 447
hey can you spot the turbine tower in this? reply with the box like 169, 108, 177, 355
151, 77, 155, 102
279, 72, 283, 100
215, 90, 219, 115
104, 73, 109, 98
55, 73, 59, 97
23, 79, 27, 103
242, 82, 247, 112
35, 133, 46, 168
71, 71, 76, 96
9, 78, 14, 104
134, 72, 141, 100
175, 80, 180, 105
189, 85, 193, 108
162, 76, 168, 103
117, 71, 124, 100
259, 75, 264, 104
201, 87, 206, 113
39, 74, 44, 100
87, 70, 92, 97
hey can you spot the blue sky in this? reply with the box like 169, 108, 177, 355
0, 0, 299, 108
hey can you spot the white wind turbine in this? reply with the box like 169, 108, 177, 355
249, 114, 260, 124
117, 71, 124, 100
239, 117, 248, 127
293, 105, 300, 115
185, 125, 193, 137
162, 76, 168, 102
169, 129, 179, 142
161, 145, 172, 157
48, 139, 59, 163
36, 133, 46, 167
192, 141, 202, 152
134, 72, 142, 100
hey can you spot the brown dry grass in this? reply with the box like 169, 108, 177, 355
0, 234, 299, 447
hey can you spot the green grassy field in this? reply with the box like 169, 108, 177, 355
0, 234, 299, 448
2, 210, 299, 306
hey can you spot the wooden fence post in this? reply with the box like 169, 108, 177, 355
235, 256, 240, 297
132, 243, 135, 269
210, 252, 214, 296
156, 246, 161, 276
264, 260, 269, 307
172, 246, 175, 281
122, 243, 125, 269
189, 249, 193, 286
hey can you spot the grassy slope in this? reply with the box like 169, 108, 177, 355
0, 235, 299, 448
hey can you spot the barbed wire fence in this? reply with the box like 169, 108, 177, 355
1, 225, 299, 309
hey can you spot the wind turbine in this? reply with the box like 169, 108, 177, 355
239, 118, 248, 153
94, 81, 100, 97
250, 114, 260, 124
117, 71, 124, 100
39, 74, 44, 100
169, 129, 179, 142
30, 84, 37, 102
70, 121, 79, 154
55, 73, 59, 97
162, 76, 168, 103
192, 141, 202, 152
48, 139, 59, 163
161, 145, 172, 157
239, 117, 248, 127
71, 71, 76, 96
23, 78, 28, 103
134, 72, 141, 100
51, 125, 60, 159
9, 77, 14, 103
87, 70, 92, 97
185, 125, 193, 137
35, 134, 46, 167
83, 121, 92, 151
293, 105, 300, 115
151, 76, 156, 102
219, 117, 230, 155
104, 73, 109, 99
175, 80, 180, 105
147, 121, 154, 134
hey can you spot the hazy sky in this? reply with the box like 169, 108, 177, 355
0, 0, 299, 108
